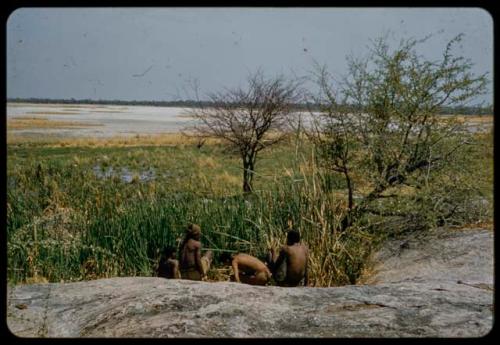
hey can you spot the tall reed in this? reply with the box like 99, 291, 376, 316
7, 150, 373, 286
7, 131, 491, 286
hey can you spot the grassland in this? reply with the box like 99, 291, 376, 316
6, 117, 493, 287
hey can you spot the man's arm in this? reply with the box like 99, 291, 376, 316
194, 244, 204, 275
232, 258, 241, 283
266, 248, 277, 271
304, 247, 309, 286
304, 261, 309, 286
273, 248, 287, 274
172, 260, 181, 279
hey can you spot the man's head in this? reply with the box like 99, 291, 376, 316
219, 251, 235, 264
186, 223, 201, 240
286, 229, 301, 245
163, 246, 177, 259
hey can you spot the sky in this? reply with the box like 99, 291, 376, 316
6, 7, 494, 104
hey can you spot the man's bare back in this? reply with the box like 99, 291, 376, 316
277, 244, 308, 286
179, 224, 205, 280
180, 238, 203, 273
231, 253, 272, 285
271, 230, 309, 287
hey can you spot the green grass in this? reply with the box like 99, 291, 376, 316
7, 131, 493, 286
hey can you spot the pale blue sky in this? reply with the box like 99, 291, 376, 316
6, 7, 493, 104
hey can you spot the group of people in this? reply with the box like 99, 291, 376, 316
157, 223, 309, 287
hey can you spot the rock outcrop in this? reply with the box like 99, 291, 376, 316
7, 227, 494, 337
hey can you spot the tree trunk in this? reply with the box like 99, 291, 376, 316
338, 181, 388, 232
242, 160, 254, 193
340, 209, 353, 232
344, 169, 353, 211
339, 204, 362, 232
336, 167, 354, 233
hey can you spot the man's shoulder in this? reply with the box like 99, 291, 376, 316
234, 253, 255, 262
289, 243, 308, 253
299, 243, 309, 253
187, 239, 201, 246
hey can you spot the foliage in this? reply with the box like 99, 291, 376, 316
307, 34, 489, 231
185, 70, 303, 192
7, 34, 492, 287
7, 128, 491, 285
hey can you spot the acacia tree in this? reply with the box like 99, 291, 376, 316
307, 34, 489, 231
186, 71, 303, 193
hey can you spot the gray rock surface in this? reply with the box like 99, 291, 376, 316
7, 227, 494, 338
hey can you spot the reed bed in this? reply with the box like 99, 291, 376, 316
7, 131, 492, 286
7, 140, 372, 286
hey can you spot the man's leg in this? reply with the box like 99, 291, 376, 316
250, 271, 270, 286
181, 269, 202, 281
239, 274, 253, 285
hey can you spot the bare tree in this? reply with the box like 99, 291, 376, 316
307, 33, 489, 231
185, 70, 303, 193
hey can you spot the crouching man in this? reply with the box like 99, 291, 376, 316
221, 252, 272, 286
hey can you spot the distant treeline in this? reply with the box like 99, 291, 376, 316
7, 97, 319, 111
437, 105, 494, 115
7, 98, 493, 115
7, 98, 214, 108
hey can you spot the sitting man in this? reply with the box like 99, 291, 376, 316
269, 229, 309, 287
221, 252, 272, 286
179, 223, 213, 281
157, 246, 181, 279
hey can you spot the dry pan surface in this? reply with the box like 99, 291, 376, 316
7, 103, 493, 138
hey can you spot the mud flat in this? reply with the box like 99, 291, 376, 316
7, 103, 192, 137
9, 103, 490, 138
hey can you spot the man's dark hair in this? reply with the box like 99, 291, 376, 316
163, 246, 176, 258
219, 251, 234, 263
287, 229, 301, 245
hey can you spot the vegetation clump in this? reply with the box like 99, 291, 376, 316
7, 34, 492, 286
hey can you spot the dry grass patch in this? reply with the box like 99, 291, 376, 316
25, 276, 49, 284
7, 117, 102, 130
7, 103, 34, 108
7, 133, 58, 145
355, 261, 379, 285
453, 221, 494, 231
439, 114, 493, 124
380, 184, 417, 197
196, 156, 219, 169
8, 103, 82, 108
27, 111, 80, 115
7, 133, 224, 148
50, 133, 224, 148
214, 171, 240, 187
